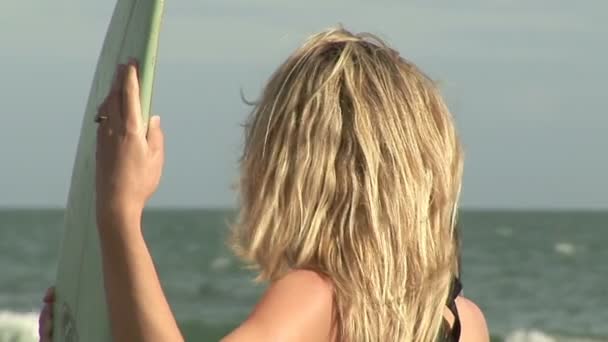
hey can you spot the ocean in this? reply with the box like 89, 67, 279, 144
0, 209, 606, 342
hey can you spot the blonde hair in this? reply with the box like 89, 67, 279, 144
231, 27, 464, 341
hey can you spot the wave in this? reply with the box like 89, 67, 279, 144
210, 256, 232, 271
501, 329, 608, 342
554, 242, 576, 256
0, 310, 37, 342
1, 310, 607, 342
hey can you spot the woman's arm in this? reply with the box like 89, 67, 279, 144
98, 214, 184, 342
95, 60, 182, 342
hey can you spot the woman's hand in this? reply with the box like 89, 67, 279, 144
91, 60, 183, 342
95, 59, 164, 231
38, 287, 55, 342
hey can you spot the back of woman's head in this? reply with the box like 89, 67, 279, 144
231, 26, 464, 341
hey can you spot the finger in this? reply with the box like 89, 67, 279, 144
100, 62, 124, 110
106, 63, 125, 113
39, 305, 52, 341
44, 315, 54, 335
110, 64, 128, 130
39, 305, 49, 324
97, 100, 109, 137
43, 287, 55, 303
147, 115, 164, 155
123, 58, 143, 135
110, 62, 123, 93
96, 100, 116, 143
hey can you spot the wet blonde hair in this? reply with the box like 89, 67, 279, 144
231, 27, 463, 342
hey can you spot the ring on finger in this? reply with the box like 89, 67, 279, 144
94, 113, 109, 124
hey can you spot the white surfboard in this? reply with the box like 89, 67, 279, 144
53, 1, 164, 341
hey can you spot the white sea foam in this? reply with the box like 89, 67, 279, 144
506, 329, 557, 342
0, 310, 38, 342
554, 242, 576, 256
210, 256, 231, 270
505, 328, 607, 342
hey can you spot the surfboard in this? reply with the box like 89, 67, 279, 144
53, 1, 164, 341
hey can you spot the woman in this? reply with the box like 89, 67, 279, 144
39, 27, 489, 341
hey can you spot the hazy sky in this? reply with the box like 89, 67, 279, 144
0, 0, 606, 209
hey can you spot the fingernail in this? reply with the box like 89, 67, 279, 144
43, 287, 55, 302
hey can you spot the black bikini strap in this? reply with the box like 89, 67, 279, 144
450, 277, 462, 300
447, 278, 462, 340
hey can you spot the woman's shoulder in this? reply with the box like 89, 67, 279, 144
455, 296, 490, 342
222, 270, 335, 342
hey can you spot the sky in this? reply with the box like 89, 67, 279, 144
0, 0, 606, 209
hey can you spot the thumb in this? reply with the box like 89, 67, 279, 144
147, 115, 164, 154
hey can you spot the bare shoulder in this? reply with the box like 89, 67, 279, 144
455, 296, 490, 342
221, 270, 335, 342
